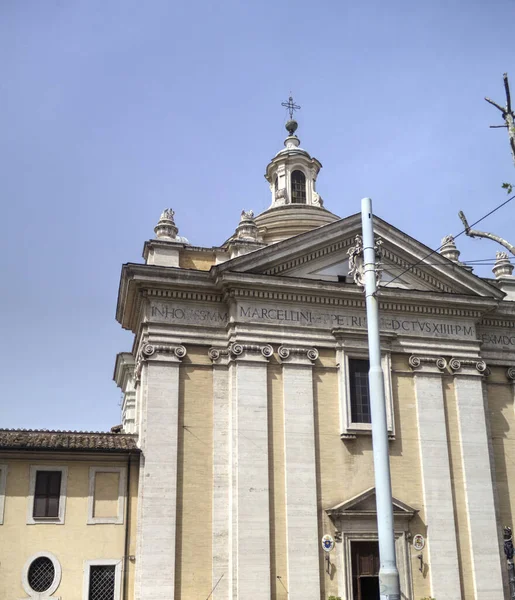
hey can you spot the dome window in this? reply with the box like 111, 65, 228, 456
291, 170, 306, 204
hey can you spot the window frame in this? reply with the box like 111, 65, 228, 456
290, 169, 307, 204
82, 559, 122, 600
87, 466, 127, 525
0, 464, 7, 524
338, 348, 395, 438
22, 551, 62, 599
27, 466, 68, 525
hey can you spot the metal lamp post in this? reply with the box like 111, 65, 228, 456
350, 198, 401, 600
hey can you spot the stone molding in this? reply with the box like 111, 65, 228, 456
481, 318, 515, 329
449, 357, 487, 374
226, 287, 485, 317
145, 288, 224, 303
264, 238, 353, 276
408, 355, 447, 372
209, 343, 273, 364
507, 367, 515, 381
278, 345, 319, 364
134, 343, 187, 383
382, 248, 454, 293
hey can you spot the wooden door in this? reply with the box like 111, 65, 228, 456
351, 541, 380, 600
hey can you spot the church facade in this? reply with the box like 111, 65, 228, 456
3, 117, 515, 600
113, 117, 515, 600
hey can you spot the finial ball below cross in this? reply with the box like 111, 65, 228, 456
281, 95, 301, 136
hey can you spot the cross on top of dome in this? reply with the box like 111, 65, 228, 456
281, 95, 301, 136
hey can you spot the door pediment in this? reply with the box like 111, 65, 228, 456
326, 487, 418, 521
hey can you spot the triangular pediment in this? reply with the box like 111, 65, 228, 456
326, 487, 417, 518
213, 213, 503, 298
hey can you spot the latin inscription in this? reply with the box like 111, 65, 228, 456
150, 303, 228, 326
238, 306, 474, 337
479, 331, 515, 348
148, 301, 501, 342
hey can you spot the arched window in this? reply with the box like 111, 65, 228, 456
291, 170, 306, 204
274, 176, 278, 192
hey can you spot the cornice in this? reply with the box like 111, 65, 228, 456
223, 281, 495, 318
480, 317, 515, 329
381, 248, 453, 293
145, 288, 224, 303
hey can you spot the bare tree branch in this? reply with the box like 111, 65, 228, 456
504, 73, 512, 114
486, 73, 515, 168
458, 211, 515, 255
485, 96, 507, 114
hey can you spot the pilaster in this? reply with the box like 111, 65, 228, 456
278, 346, 320, 600
229, 343, 273, 600
452, 358, 504, 599
134, 342, 186, 600
208, 347, 231, 600
409, 355, 461, 600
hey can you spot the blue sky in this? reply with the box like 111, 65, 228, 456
1, 0, 514, 430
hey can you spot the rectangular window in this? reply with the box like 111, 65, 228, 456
349, 359, 371, 424
89, 565, 116, 600
0, 465, 7, 524
83, 560, 122, 600
27, 465, 67, 524
33, 471, 62, 518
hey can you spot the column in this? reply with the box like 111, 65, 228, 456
409, 355, 461, 600
279, 346, 320, 600
134, 343, 186, 600
209, 348, 231, 600
229, 343, 273, 600
452, 358, 504, 599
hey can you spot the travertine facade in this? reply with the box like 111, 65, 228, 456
110, 121, 515, 600
6, 120, 515, 600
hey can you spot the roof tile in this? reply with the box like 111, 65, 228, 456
0, 429, 139, 452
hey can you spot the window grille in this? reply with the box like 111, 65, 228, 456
89, 565, 116, 600
349, 358, 371, 423
28, 556, 55, 592
291, 170, 306, 203
33, 470, 61, 518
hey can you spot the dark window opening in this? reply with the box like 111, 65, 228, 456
33, 471, 61, 518
349, 359, 371, 423
274, 176, 278, 191
89, 565, 116, 600
291, 170, 306, 204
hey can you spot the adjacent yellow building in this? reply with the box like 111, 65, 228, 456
0, 429, 139, 600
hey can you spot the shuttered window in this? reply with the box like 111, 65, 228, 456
33, 471, 61, 518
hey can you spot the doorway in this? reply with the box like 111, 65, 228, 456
351, 541, 380, 600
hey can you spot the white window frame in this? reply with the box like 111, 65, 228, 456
22, 551, 62, 599
27, 466, 68, 525
338, 347, 395, 438
0, 464, 7, 524
87, 466, 126, 525
82, 559, 123, 600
